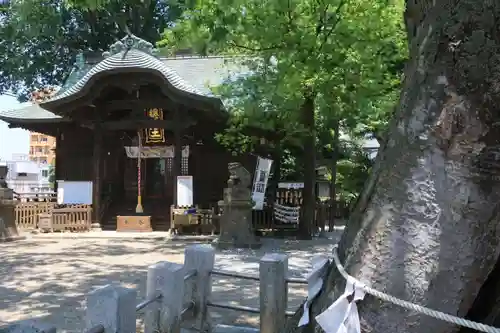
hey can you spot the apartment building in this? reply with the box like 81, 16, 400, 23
0, 154, 53, 196
29, 132, 56, 165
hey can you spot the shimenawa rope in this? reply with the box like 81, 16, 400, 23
332, 245, 500, 333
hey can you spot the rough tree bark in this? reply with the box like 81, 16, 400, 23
328, 118, 340, 231
286, 0, 500, 332
299, 91, 316, 240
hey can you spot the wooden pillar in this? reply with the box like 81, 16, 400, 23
173, 106, 182, 206
93, 125, 103, 227
54, 129, 61, 194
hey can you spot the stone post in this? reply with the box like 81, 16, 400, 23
145, 261, 185, 333
183, 244, 216, 333
85, 284, 137, 333
259, 253, 288, 333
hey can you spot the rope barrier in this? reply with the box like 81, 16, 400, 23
274, 203, 300, 224
211, 269, 260, 281
135, 293, 162, 312
331, 245, 500, 333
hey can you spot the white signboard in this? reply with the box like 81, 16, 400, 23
57, 180, 93, 205
177, 176, 193, 207
252, 157, 273, 210
124, 146, 190, 158
278, 182, 304, 189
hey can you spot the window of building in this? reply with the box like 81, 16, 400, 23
17, 172, 27, 177
36, 147, 43, 153
39, 158, 48, 164
42, 170, 48, 177
40, 136, 48, 142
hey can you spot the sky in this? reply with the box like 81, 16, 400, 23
0, 94, 30, 160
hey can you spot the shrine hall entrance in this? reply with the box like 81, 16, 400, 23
122, 145, 190, 205
145, 159, 168, 199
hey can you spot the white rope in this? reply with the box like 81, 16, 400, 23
331, 245, 500, 333
274, 203, 300, 224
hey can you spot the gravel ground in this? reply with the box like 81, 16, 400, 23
0, 230, 343, 333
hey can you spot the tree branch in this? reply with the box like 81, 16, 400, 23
286, 0, 296, 33
315, 3, 330, 37
318, 0, 347, 51
228, 40, 283, 52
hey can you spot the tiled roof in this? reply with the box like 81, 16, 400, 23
0, 102, 63, 122
48, 49, 208, 103
0, 36, 243, 123
56, 63, 95, 97
159, 56, 242, 95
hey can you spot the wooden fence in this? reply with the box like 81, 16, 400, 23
14, 202, 92, 232
171, 197, 351, 235
14, 202, 54, 229
11, 244, 326, 333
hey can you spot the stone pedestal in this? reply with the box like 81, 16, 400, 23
213, 163, 261, 249
0, 199, 26, 242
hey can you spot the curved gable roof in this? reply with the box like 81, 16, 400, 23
49, 49, 205, 102
41, 35, 223, 112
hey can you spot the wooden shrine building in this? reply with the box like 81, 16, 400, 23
0, 35, 255, 230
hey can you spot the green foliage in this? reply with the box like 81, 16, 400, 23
0, 0, 188, 99
48, 162, 56, 189
335, 140, 374, 201
158, 0, 407, 152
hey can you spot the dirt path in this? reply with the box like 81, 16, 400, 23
0, 231, 342, 332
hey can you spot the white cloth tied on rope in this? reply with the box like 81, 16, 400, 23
315, 277, 366, 333
298, 255, 330, 327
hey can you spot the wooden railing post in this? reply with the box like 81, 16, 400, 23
260, 253, 288, 333
145, 261, 185, 333
183, 244, 215, 333
85, 284, 137, 333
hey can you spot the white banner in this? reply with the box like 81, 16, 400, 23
252, 157, 273, 210
124, 146, 189, 158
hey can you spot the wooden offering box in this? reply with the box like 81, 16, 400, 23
116, 215, 152, 232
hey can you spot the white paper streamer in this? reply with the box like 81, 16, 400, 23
298, 256, 330, 327
315, 277, 365, 333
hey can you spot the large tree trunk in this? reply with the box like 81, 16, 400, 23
286, 1, 500, 332
328, 118, 340, 231
299, 91, 316, 240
